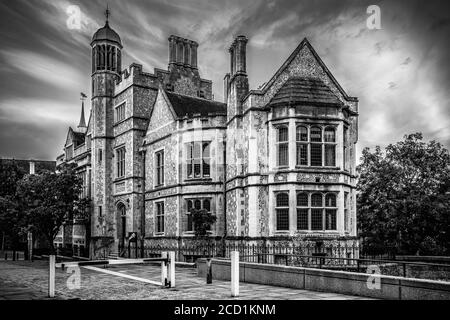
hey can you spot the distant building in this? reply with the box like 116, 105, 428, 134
0, 158, 55, 175
57, 13, 359, 259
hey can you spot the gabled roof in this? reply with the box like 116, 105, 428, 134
64, 127, 85, 148
72, 131, 85, 145
260, 38, 357, 102
269, 77, 342, 107
165, 91, 226, 118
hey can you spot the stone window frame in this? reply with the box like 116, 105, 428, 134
155, 201, 165, 235
116, 146, 126, 178
275, 192, 290, 231
275, 125, 289, 168
184, 198, 214, 233
295, 192, 338, 232
185, 141, 211, 180
295, 124, 337, 168
154, 148, 165, 187
115, 102, 126, 123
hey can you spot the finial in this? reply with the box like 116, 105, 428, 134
105, 4, 110, 25
78, 92, 87, 129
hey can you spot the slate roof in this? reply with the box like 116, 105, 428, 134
268, 77, 343, 107
165, 91, 227, 118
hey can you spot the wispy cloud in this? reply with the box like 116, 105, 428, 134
0, 0, 449, 162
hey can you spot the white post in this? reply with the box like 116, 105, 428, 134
231, 250, 239, 297
161, 251, 168, 286
49, 255, 55, 298
168, 251, 176, 288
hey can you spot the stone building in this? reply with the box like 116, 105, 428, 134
57, 14, 359, 259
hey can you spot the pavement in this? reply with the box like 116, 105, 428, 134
0, 260, 371, 300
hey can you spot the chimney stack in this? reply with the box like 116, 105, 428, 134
168, 35, 198, 69
226, 35, 249, 117
229, 35, 248, 77
223, 73, 230, 103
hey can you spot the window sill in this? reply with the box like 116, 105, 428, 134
184, 177, 212, 182
154, 232, 165, 237
295, 166, 340, 170
298, 230, 339, 233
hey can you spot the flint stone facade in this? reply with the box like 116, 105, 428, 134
57, 17, 359, 259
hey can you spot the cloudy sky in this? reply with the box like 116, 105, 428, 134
0, 0, 449, 161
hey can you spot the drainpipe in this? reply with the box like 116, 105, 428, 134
222, 141, 227, 256
140, 149, 146, 258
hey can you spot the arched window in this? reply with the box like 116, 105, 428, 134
296, 126, 308, 166
117, 203, 126, 246
275, 193, 289, 231
324, 127, 336, 167
276, 126, 289, 167
325, 193, 336, 207
117, 49, 122, 72
325, 193, 337, 230
185, 198, 213, 232
296, 193, 308, 230
203, 199, 210, 212
293, 192, 339, 232
194, 199, 201, 210
310, 126, 322, 166
92, 47, 96, 73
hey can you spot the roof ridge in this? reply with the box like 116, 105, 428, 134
165, 90, 226, 105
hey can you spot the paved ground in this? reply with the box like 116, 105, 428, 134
0, 260, 371, 300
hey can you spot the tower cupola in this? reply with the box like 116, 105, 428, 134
91, 8, 122, 74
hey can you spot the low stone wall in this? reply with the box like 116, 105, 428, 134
197, 258, 450, 300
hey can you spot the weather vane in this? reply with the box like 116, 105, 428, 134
105, 4, 110, 23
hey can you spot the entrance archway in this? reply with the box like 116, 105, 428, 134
117, 203, 126, 249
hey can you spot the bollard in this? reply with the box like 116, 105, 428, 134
168, 251, 176, 288
161, 252, 168, 286
49, 255, 55, 298
206, 259, 213, 284
231, 251, 239, 297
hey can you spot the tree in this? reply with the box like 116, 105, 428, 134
357, 133, 450, 255
0, 160, 27, 252
191, 208, 217, 238
191, 208, 217, 283
17, 164, 89, 254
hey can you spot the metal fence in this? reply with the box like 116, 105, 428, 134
122, 241, 360, 262
119, 242, 450, 281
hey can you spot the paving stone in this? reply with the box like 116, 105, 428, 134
0, 260, 372, 300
